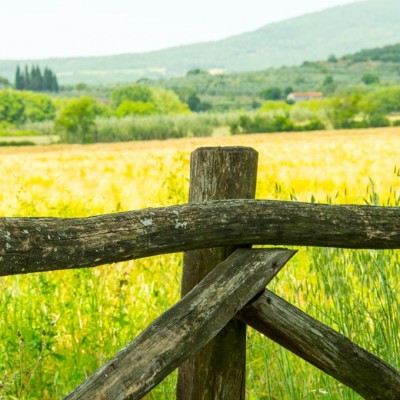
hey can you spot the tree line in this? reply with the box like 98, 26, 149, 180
2, 83, 400, 144
15, 65, 59, 92
342, 43, 400, 64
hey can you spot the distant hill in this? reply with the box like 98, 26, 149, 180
0, 0, 400, 85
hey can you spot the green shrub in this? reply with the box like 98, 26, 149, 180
230, 113, 295, 134
368, 113, 390, 128
298, 118, 326, 131
0, 140, 35, 146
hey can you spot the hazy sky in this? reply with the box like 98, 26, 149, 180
1, 0, 360, 60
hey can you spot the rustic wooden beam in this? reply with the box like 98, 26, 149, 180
178, 147, 258, 399
64, 248, 295, 400
1, 199, 400, 276
237, 290, 400, 400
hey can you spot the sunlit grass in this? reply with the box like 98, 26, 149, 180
0, 127, 399, 399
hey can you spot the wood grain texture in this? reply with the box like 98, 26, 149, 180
237, 290, 400, 400
177, 147, 258, 400
65, 249, 295, 400
1, 199, 400, 276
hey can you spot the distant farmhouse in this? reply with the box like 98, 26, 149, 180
287, 92, 323, 103
208, 68, 226, 75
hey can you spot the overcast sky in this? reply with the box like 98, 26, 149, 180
1, 0, 360, 60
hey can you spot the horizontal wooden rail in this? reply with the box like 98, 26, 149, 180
237, 290, 400, 400
65, 248, 295, 400
1, 200, 399, 276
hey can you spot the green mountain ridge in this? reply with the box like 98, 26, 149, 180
0, 0, 399, 85
342, 43, 400, 63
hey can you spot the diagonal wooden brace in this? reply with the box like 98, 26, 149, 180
237, 290, 400, 400
64, 248, 295, 400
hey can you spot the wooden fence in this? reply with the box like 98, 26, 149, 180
1, 147, 399, 400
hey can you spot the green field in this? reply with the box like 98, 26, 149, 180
0, 128, 399, 399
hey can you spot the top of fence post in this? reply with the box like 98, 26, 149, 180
177, 146, 259, 400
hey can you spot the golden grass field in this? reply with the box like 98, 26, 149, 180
0, 127, 399, 399
1, 127, 400, 215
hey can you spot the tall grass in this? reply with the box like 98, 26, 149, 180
0, 129, 399, 399
95, 113, 239, 142
21, 113, 240, 142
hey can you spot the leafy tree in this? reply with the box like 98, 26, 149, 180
361, 73, 380, 85
322, 75, 336, 95
19, 92, 56, 122
327, 54, 338, 63
187, 93, 201, 111
151, 87, 190, 114
187, 92, 212, 112
325, 93, 363, 129
75, 83, 88, 91
111, 85, 190, 116
0, 90, 26, 124
284, 86, 294, 96
55, 97, 99, 143
259, 87, 282, 100
115, 100, 157, 117
361, 86, 400, 114
111, 85, 153, 108
323, 76, 334, 86
0, 76, 10, 87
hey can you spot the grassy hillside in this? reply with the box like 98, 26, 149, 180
0, 0, 399, 84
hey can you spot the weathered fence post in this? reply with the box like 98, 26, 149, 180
177, 147, 258, 400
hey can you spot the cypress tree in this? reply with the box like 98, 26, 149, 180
51, 72, 59, 93
24, 66, 31, 90
31, 65, 44, 91
15, 66, 23, 90
38, 66, 44, 90
31, 66, 38, 91
15, 65, 59, 92
43, 68, 52, 91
